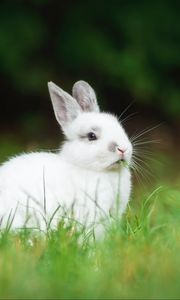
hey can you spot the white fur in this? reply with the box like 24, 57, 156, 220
0, 81, 132, 234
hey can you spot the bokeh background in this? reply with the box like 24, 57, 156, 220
0, 0, 179, 183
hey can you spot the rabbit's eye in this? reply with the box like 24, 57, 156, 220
87, 132, 97, 141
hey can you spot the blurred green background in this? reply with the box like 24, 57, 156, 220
0, 0, 179, 168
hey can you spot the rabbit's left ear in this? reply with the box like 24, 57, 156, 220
72, 81, 100, 112
48, 81, 82, 128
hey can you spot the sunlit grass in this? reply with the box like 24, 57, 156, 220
0, 183, 179, 299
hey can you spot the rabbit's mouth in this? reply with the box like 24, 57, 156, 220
108, 159, 126, 169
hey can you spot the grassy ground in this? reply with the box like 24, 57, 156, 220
0, 139, 180, 299
0, 184, 179, 299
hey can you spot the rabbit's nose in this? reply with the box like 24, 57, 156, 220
117, 148, 127, 154
117, 148, 127, 161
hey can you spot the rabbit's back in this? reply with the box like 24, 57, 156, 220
0, 152, 75, 228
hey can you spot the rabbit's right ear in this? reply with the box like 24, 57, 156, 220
48, 82, 82, 128
72, 81, 100, 112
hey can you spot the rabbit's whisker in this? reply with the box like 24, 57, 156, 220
130, 123, 163, 143
118, 101, 134, 120
120, 112, 138, 125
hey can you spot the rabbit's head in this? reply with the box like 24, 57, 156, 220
48, 81, 132, 171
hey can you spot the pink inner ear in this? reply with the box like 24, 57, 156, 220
80, 97, 92, 111
57, 101, 68, 123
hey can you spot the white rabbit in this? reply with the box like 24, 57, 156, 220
0, 81, 133, 235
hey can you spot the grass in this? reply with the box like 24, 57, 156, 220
0, 183, 179, 299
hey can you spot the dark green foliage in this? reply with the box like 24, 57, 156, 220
0, 0, 180, 119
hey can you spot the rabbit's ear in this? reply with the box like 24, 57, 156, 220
72, 80, 100, 112
48, 82, 82, 127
